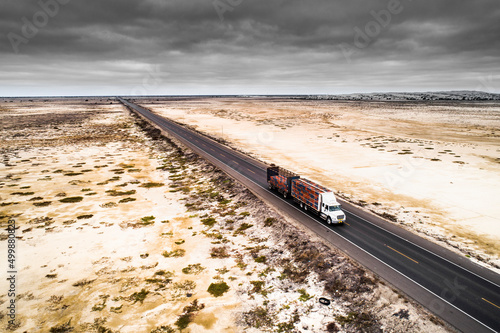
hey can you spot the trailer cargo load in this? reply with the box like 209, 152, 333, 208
291, 178, 329, 212
267, 166, 299, 198
267, 165, 346, 225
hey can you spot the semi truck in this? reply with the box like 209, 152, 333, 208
267, 166, 346, 225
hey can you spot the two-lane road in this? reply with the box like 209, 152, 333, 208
119, 97, 500, 333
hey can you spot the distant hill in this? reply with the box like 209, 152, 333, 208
302, 91, 500, 101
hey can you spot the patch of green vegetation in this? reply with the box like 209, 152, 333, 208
155, 270, 174, 277
207, 281, 229, 297
236, 257, 247, 270
85, 192, 97, 196
182, 263, 205, 275
264, 217, 275, 227
91, 295, 109, 311
119, 197, 136, 203
49, 320, 73, 333
335, 312, 358, 325
175, 239, 185, 245
81, 188, 92, 192
216, 267, 229, 275
234, 223, 253, 235
250, 280, 265, 294
254, 256, 266, 264
141, 215, 155, 223
162, 249, 186, 258
210, 246, 230, 258
127, 168, 141, 173
242, 306, 275, 329
33, 201, 51, 207
201, 217, 217, 227
239, 211, 250, 217
234, 201, 247, 208
277, 313, 300, 332
219, 198, 231, 205
298, 288, 313, 302
150, 325, 175, 333
77, 214, 94, 220
59, 196, 83, 203
52, 169, 64, 173
203, 231, 224, 240
11, 191, 35, 196
119, 163, 135, 169
140, 182, 164, 188
129, 288, 149, 304
64, 172, 83, 176
146, 270, 174, 289
100, 202, 117, 208
175, 300, 205, 330
79, 318, 115, 333
29, 196, 43, 201
259, 267, 274, 277
72, 279, 95, 287
106, 189, 136, 196
110, 304, 123, 313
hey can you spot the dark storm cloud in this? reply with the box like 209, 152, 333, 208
1, 0, 499, 96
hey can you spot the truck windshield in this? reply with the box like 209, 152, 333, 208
329, 205, 341, 211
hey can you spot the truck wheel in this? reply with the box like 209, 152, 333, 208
327, 217, 332, 225
300, 202, 303, 209
268, 183, 273, 190
283, 191, 287, 199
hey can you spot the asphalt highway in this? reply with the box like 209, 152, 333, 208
119, 97, 500, 333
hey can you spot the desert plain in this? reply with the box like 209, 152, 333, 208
0, 98, 455, 332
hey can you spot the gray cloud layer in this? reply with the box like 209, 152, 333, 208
1, 0, 499, 96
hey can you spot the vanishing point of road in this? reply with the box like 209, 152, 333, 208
119, 97, 500, 333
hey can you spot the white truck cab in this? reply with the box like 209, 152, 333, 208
319, 192, 346, 224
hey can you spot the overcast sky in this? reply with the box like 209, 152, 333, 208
1, 0, 499, 96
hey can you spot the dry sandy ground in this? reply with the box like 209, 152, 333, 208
0, 99, 451, 332
139, 98, 500, 270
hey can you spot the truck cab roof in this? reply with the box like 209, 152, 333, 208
321, 192, 340, 206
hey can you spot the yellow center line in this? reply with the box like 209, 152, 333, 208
344, 221, 350, 226
482, 298, 500, 309
248, 169, 256, 174
386, 245, 419, 264
220, 153, 225, 157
